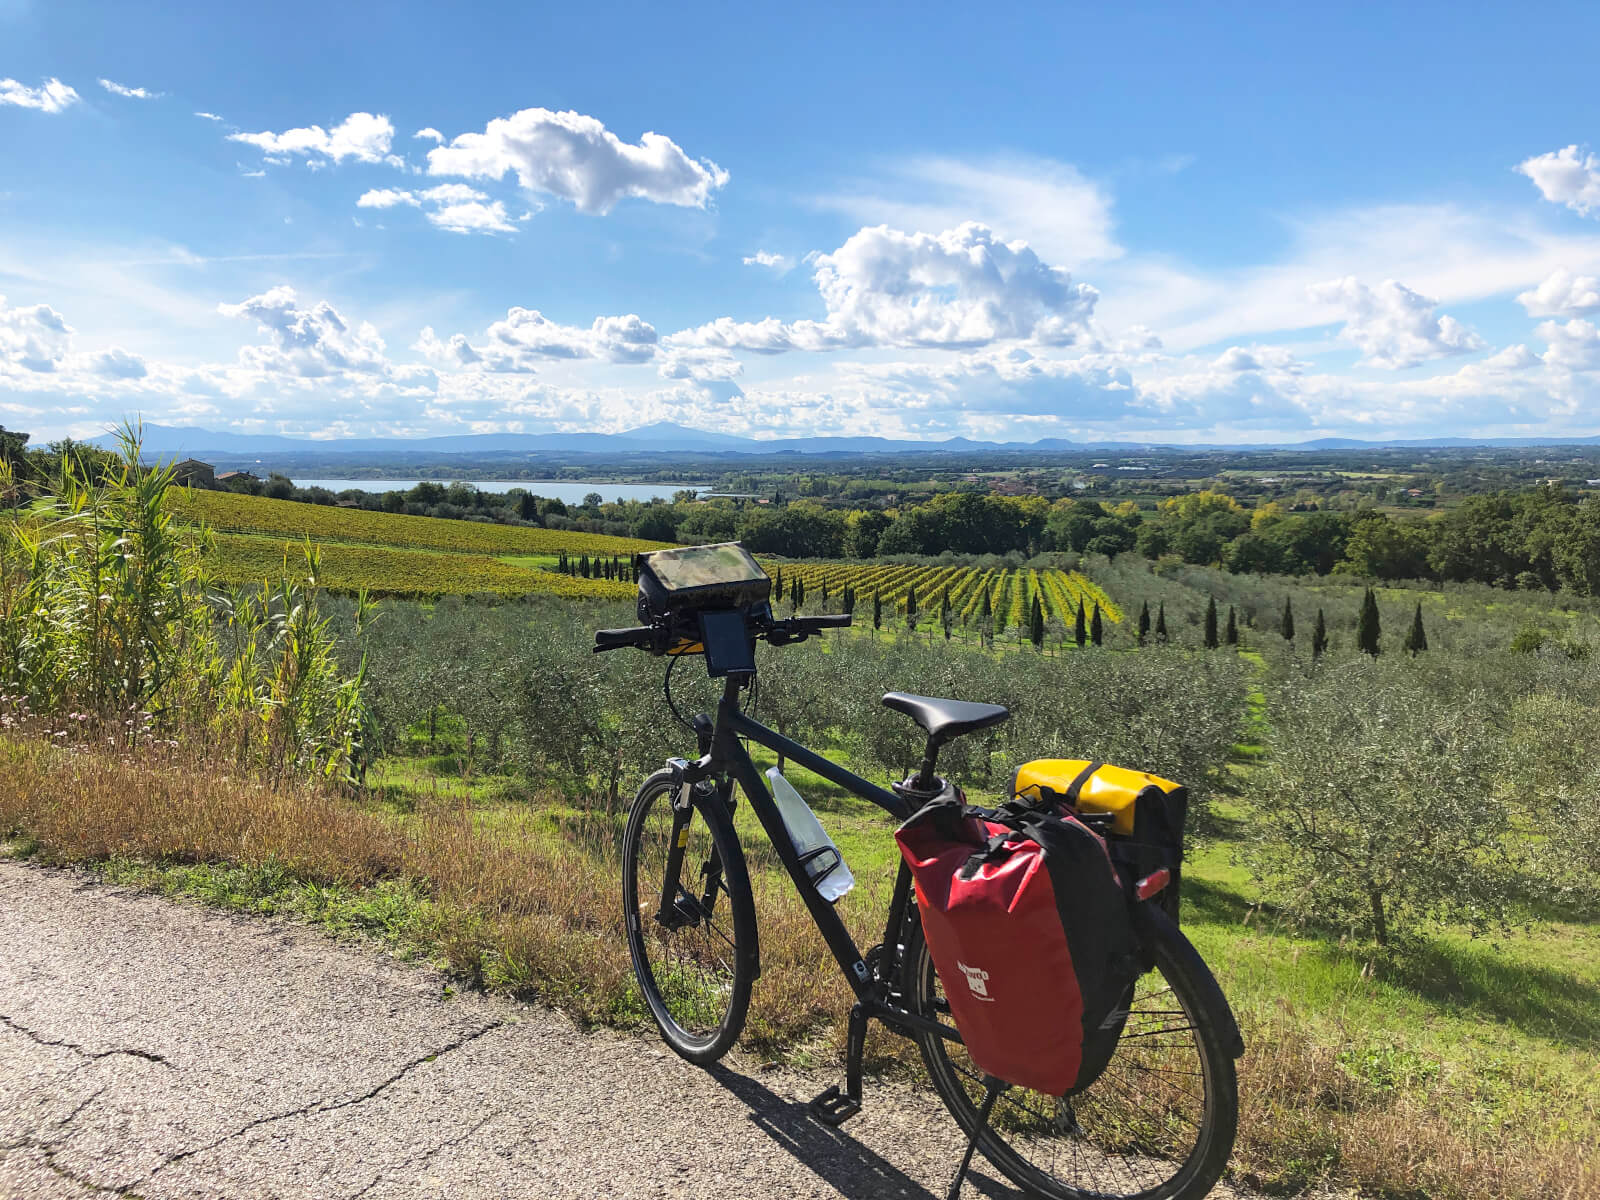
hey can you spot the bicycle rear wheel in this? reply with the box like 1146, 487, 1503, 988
622, 769, 757, 1064
903, 904, 1238, 1200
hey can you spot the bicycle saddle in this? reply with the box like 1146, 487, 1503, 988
881, 692, 1010, 744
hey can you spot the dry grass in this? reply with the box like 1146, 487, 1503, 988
1, 728, 1594, 1199
1231, 1017, 1596, 1199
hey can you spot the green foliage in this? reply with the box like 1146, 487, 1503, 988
0, 428, 370, 781
0, 426, 215, 720
1357, 587, 1381, 657
1138, 599, 1151, 646
1312, 608, 1328, 659
1225, 604, 1238, 646
1280, 596, 1294, 641
1245, 659, 1523, 946
1204, 596, 1220, 649
1404, 602, 1428, 655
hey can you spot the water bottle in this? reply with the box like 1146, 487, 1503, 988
766, 766, 855, 902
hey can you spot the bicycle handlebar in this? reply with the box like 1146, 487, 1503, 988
594, 625, 659, 653
592, 611, 852, 654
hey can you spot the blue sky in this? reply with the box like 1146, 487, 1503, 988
5, 0, 1600, 444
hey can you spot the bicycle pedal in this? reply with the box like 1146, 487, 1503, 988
807, 1085, 861, 1127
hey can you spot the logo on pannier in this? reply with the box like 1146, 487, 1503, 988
956, 961, 993, 1001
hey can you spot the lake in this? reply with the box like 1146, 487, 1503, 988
291, 479, 712, 504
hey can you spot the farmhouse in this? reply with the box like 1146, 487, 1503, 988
172, 458, 214, 486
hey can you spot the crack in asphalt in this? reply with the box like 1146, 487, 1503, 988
347, 1109, 502, 1200
3, 1135, 145, 1198
53, 1086, 109, 1131
140, 1019, 506, 1185
0, 1012, 171, 1067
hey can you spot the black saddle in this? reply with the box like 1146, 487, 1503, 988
881, 692, 1010, 744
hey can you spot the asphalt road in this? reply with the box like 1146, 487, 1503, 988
0, 862, 1256, 1199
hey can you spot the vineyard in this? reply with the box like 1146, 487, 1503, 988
169, 489, 671, 558
169, 491, 1121, 619
761, 561, 1119, 634
205, 533, 636, 600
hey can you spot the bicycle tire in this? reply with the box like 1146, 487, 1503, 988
622, 768, 757, 1064
902, 903, 1238, 1200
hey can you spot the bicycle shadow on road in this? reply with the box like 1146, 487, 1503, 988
705, 1063, 1024, 1200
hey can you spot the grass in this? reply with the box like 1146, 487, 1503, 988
2, 728, 1595, 1199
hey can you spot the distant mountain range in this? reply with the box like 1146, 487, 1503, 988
98, 421, 1600, 461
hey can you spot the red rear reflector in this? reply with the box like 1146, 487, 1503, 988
1135, 869, 1171, 901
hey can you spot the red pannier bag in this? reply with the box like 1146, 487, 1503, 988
896, 796, 1145, 1096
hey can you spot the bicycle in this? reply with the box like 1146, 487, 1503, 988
597, 575, 1244, 1200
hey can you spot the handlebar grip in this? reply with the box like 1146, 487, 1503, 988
594, 626, 655, 652
800, 614, 852, 629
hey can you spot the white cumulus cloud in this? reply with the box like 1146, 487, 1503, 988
1308, 276, 1483, 369
218, 286, 393, 377
0, 294, 73, 372
229, 112, 400, 167
677, 222, 1097, 354
413, 127, 444, 143
98, 78, 158, 99
0, 77, 79, 112
1537, 318, 1600, 371
1517, 267, 1600, 317
82, 347, 149, 378
417, 307, 660, 370
425, 107, 727, 214
1517, 146, 1600, 217
356, 184, 516, 234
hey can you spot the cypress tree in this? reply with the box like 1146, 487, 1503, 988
1281, 596, 1295, 641
941, 590, 953, 640
1225, 605, 1238, 646
980, 588, 993, 646
820, 579, 829, 604
1074, 601, 1087, 648
1138, 600, 1151, 646
1357, 587, 1381, 657
774, 569, 784, 602
580, 554, 590, 579
1404, 602, 1428, 655
1156, 601, 1169, 643
843, 584, 855, 614
1204, 597, 1219, 650
872, 591, 882, 631
793, 576, 805, 612
1029, 593, 1045, 647
1312, 608, 1328, 660
906, 585, 918, 630
1090, 602, 1104, 647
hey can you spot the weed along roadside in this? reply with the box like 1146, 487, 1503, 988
0, 434, 1595, 1199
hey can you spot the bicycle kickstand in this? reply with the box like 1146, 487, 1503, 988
808, 1001, 867, 1126
946, 1076, 1005, 1200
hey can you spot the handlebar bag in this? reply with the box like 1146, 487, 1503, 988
896, 796, 1144, 1097
1010, 759, 1188, 923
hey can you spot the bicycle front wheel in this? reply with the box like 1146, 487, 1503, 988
903, 904, 1238, 1200
622, 769, 757, 1064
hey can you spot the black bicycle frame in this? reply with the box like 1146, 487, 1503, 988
670, 675, 961, 1053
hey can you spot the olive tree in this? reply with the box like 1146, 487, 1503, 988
1245, 658, 1520, 947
